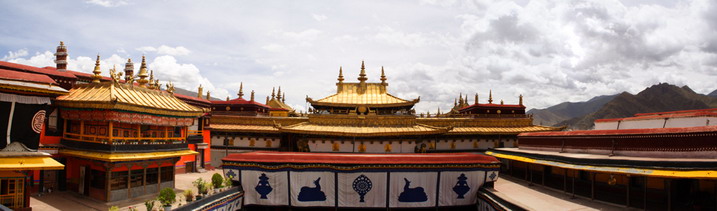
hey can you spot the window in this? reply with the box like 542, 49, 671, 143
90, 169, 106, 189
110, 171, 128, 190
130, 169, 144, 188
146, 168, 158, 185
160, 166, 173, 183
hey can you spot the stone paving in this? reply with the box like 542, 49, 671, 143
30, 169, 225, 211
492, 175, 640, 211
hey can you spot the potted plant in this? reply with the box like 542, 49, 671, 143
193, 178, 208, 199
108, 206, 119, 211
211, 173, 224, 192
144, 199, 156, 211
184, 189, 194, 202
157, 188, 176, 211
202, 181, 212, 195
223, 175, 233, 189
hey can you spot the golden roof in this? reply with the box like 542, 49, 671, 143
55, 82, 203, 117
60, 149, 197, 162
0, 157, 64, 170
279, 122, 448, 137
267, 98, 294, 112
210, 124, 280, 133
448, 125, 562, 135
307, 82, 418, 108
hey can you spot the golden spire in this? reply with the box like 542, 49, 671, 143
358, 61, 367, 82
500, 99, 504, 105
271, 87, 276, 99
488, 89, 493, 104
519, 94, 523, 106
475, 93, 478, 104
206, 91, 211, 100
148, 70, 155, 89
282, 92, 286, 103
380, 66, 387, 84
92, 54, 102, 83
238, 82, 244, 98
137, 55, 149, 87
454, 98, 457, 106
337, 66, 344, 83
197, 84, 203, 98
266, 96, 270, 104
277, 87, 282, 101
124, 58, 134, 83
250, 90, 255, 102
458, 93, 463, 105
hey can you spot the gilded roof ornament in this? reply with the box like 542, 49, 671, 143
380, 66, 387, 85
92, 54, 102, 83
165, 82, 175, 94
277, 86, 282, 101
148, 70, 155, 89
197, 84, 203, 98
123, 58, 134, 83
206, 91, 211, 100
475, 93, 478, 104
500, 100, 504, 105
519, 94, 523, 105
250, 90, 255, 102
109, 65, 123, 83
266, 96, 270, 104
271, 87, 276, 99
337, 66, 344, 83
488, 89, 493, 104
238, 82, 244, 99
137, 56, 149, 87
282, 92, 286, 103
358, 61, 367, 82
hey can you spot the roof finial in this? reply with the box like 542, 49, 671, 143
206, 91, 211, 100
271, 87, 276, 99
238, 82, 244, 98
282, 92, 286, 103
500, 99, 504, 105
277, 87, 282, 101
266, 96, 270, 104
137, 55, 149, 87
475, 93, 478, 105
519, 94, 523, 106
488, 89, 493, 104
124, 58, 134, 83
148, 70, 155, 88
459, 93, 463, 105
454, 98, 457, 106
55, 41, 68, 72
337, 66, 344, 83
250, 90, 255, 102
380, 66, 387, 85
358, 61, 367, 82
92, 54, 102, 83
197, 84, 203, 98
165, 82, 175, 94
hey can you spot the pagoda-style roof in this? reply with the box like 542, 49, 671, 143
55, 82, 203, 117
278, 115, 449, 137
308, 83, 419, 108
307, 63, 419, 109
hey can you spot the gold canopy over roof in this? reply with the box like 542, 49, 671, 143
55, 82, 203, 117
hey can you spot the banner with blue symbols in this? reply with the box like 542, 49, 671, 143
290, 171, 336, 207
389, 172, 438, 208
338, 172, 387, 208
438, 171, 484, 206
241, 170, 289, 206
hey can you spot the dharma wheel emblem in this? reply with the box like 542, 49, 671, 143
352, 174, 372, 202
31, 110, 46, 134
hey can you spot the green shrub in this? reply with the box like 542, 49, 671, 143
224, 175, 233, 187
193, 178, 208, 194
212, 173, 224, 189
144, 199, 156, 211
108, 206, 119, 211
157, 188, 176, 207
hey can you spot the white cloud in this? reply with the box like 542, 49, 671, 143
312, 14, 327, 21
1, 49, 28, 61
85, 0, 128, 7
136, 45, 191, 56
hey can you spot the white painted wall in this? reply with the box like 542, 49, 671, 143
594, 116, 717, 130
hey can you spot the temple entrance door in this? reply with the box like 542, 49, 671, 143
79, 166, 85, 195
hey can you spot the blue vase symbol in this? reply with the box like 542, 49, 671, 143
352, 174, 372, 202
297, 177, 327, 201
255, 173, 273, 199
452, 173, 470, 199
398, 178, 428, 202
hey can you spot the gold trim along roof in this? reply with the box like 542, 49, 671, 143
55, 82, 202, 117
0, 156, 64, 170
210, 124, 280, 133
448, 125, 563, 135
279, 122, 449, 137
60, 149, 197, 162
307, 83, 418, 108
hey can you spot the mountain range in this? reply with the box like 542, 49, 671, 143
529, 83, 717, 130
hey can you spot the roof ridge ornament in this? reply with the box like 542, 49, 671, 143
519, 94, 523, 106
251, 90, 255, 102
271, 87, 276, 99
238, 82, 244, 99
380, 66, 387, 84
124, 58, 134, 83
337, 66, 344, 83
166, 82, 175, 94
277, 86, 282, 101
137, 55, 149, 87
92, 54, 102, 83
197, 84, 203, 98
488, 90, 493, 104
109, 65, 123, 83
358, 61, 367, 82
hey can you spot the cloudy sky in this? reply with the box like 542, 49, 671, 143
2, 0, 717, 113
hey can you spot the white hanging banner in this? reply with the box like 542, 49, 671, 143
338, 172, 387, 208
389, 172, 438, 208
485, 171, 499, 182
438, 171, 484, 206
290, 171, 336, 207
241, 170, 289, 206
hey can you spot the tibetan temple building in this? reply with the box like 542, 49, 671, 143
487, 108, 717, 210
217, 62, 562, 209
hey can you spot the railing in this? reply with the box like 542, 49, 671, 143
188, 130, 203, 136
63, 132, 186, 145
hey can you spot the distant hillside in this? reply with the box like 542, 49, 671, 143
173, 87, 222, 101
558, 83, 717, 130
528, 94, 617, 126
709, 89, 717, 97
